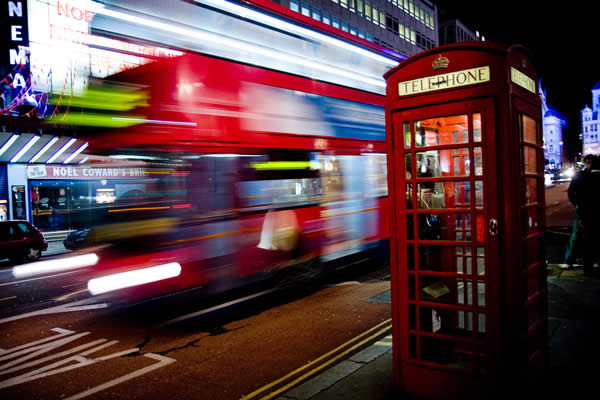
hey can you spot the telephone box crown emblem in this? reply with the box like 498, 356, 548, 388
432, 55, 449, 71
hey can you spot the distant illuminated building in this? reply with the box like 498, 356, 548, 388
540, 82, 567, 168
581, 81, 600, 156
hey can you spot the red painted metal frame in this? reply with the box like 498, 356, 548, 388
384, 42, 545, 399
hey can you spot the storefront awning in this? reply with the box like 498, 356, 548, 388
0, 132, 87, 164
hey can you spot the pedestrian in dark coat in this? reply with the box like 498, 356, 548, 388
579, 155, 600, 276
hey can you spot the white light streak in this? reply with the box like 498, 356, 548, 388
10, 135, 40, 163
87, 262, 182, 295
111, 117, 198, 126
29, 136, 59, 163
91, 6, 386, 88
46, 138, 77, 164
0, 134, 19, 156
63, 142, 88, 164
12, 253, 99, 279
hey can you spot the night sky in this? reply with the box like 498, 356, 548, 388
434, 0, 595, 161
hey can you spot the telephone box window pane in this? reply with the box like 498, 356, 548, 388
407, 243, 415, 269
406, 183, 413, 209
417, 181, 471, 209
419, 336, 473, 371
419, 276, 474, 307
524, 206, 542, 236
415, 114, 468, 147
523, 146, 539, 173
406, 213, 414, 239
420, 306, 475, 338
416, 148, 470, 178
477, 246, 485, 275
405, 153, 412, 180
522, 114, 538, 144
473, 113, 482, 142
418, 213, 471, 241
474, 147, 483, 175
403, 121, 411, 148
418, 244, 472, 273
524, 177, 539, 204
475, 180, 483, 209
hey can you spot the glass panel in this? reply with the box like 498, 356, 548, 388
525, 264, 544, 298
403, 121, 411, 148
476, 246, 485, 275
524, 177, 539, 204
419, 336, 473, 371
475, 180, 483, 209
523, 236, 544, 267
417, 181, 471, 210
473, 113, 482, 142
522, 114, 538, 144
473, 147, 483, 175
415, 114, 468, 147
406, 183, 413, 209
523, 206, 543, 236
405, 153, 412, 179
407, 243, 415, 270
406, 213, 414, 239
419, 306, 474, 338
418, 213, 471, 241
523, 145, 539, 173
419, 275, 474, 306
416, 148, 470, 178
419, 244, 472, 273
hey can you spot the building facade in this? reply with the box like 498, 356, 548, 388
581, 81, 600, 156
540, 83, 567, 168
438, 18, 484, 46
275, 0, 437, 56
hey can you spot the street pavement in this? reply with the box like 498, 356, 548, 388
275, 182, 600, 400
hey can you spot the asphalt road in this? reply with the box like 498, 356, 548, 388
0, 183, 577, 399
0, 256, 391, 400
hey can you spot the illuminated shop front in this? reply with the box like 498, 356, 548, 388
26, 164, 153, 232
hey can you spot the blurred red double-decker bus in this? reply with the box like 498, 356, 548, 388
76, 11, 398, 298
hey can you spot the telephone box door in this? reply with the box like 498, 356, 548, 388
391, 97, 501, 392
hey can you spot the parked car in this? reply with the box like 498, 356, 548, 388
63, 228, 90, 250
0, 220, 48, 263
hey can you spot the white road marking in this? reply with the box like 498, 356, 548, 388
64, 353, 176, 400
0, 327, 176, 398
156, 288, 277, 329
0, 298, 109, 325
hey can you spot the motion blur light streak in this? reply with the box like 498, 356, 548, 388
12, 253, 99, 279
91, 5, 385, 88
87, 262, 182, 295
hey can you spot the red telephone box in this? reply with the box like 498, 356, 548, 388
384, 42, 546, 398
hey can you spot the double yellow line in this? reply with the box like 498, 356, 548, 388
241, 318, 393, 400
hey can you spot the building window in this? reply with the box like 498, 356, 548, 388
341, 0, 348, 8
350, 25, 357, 35
323, 12, 331, 24
301, 2, 310, 16
332, 17, 340, 28
372, 6, 378, 25
365, 1, 371, 20
290, 0, 299, 12
349, 0, 355, 12
342, 21, 349, 32
312, 7, 321, 21
358, 29, 365, 39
